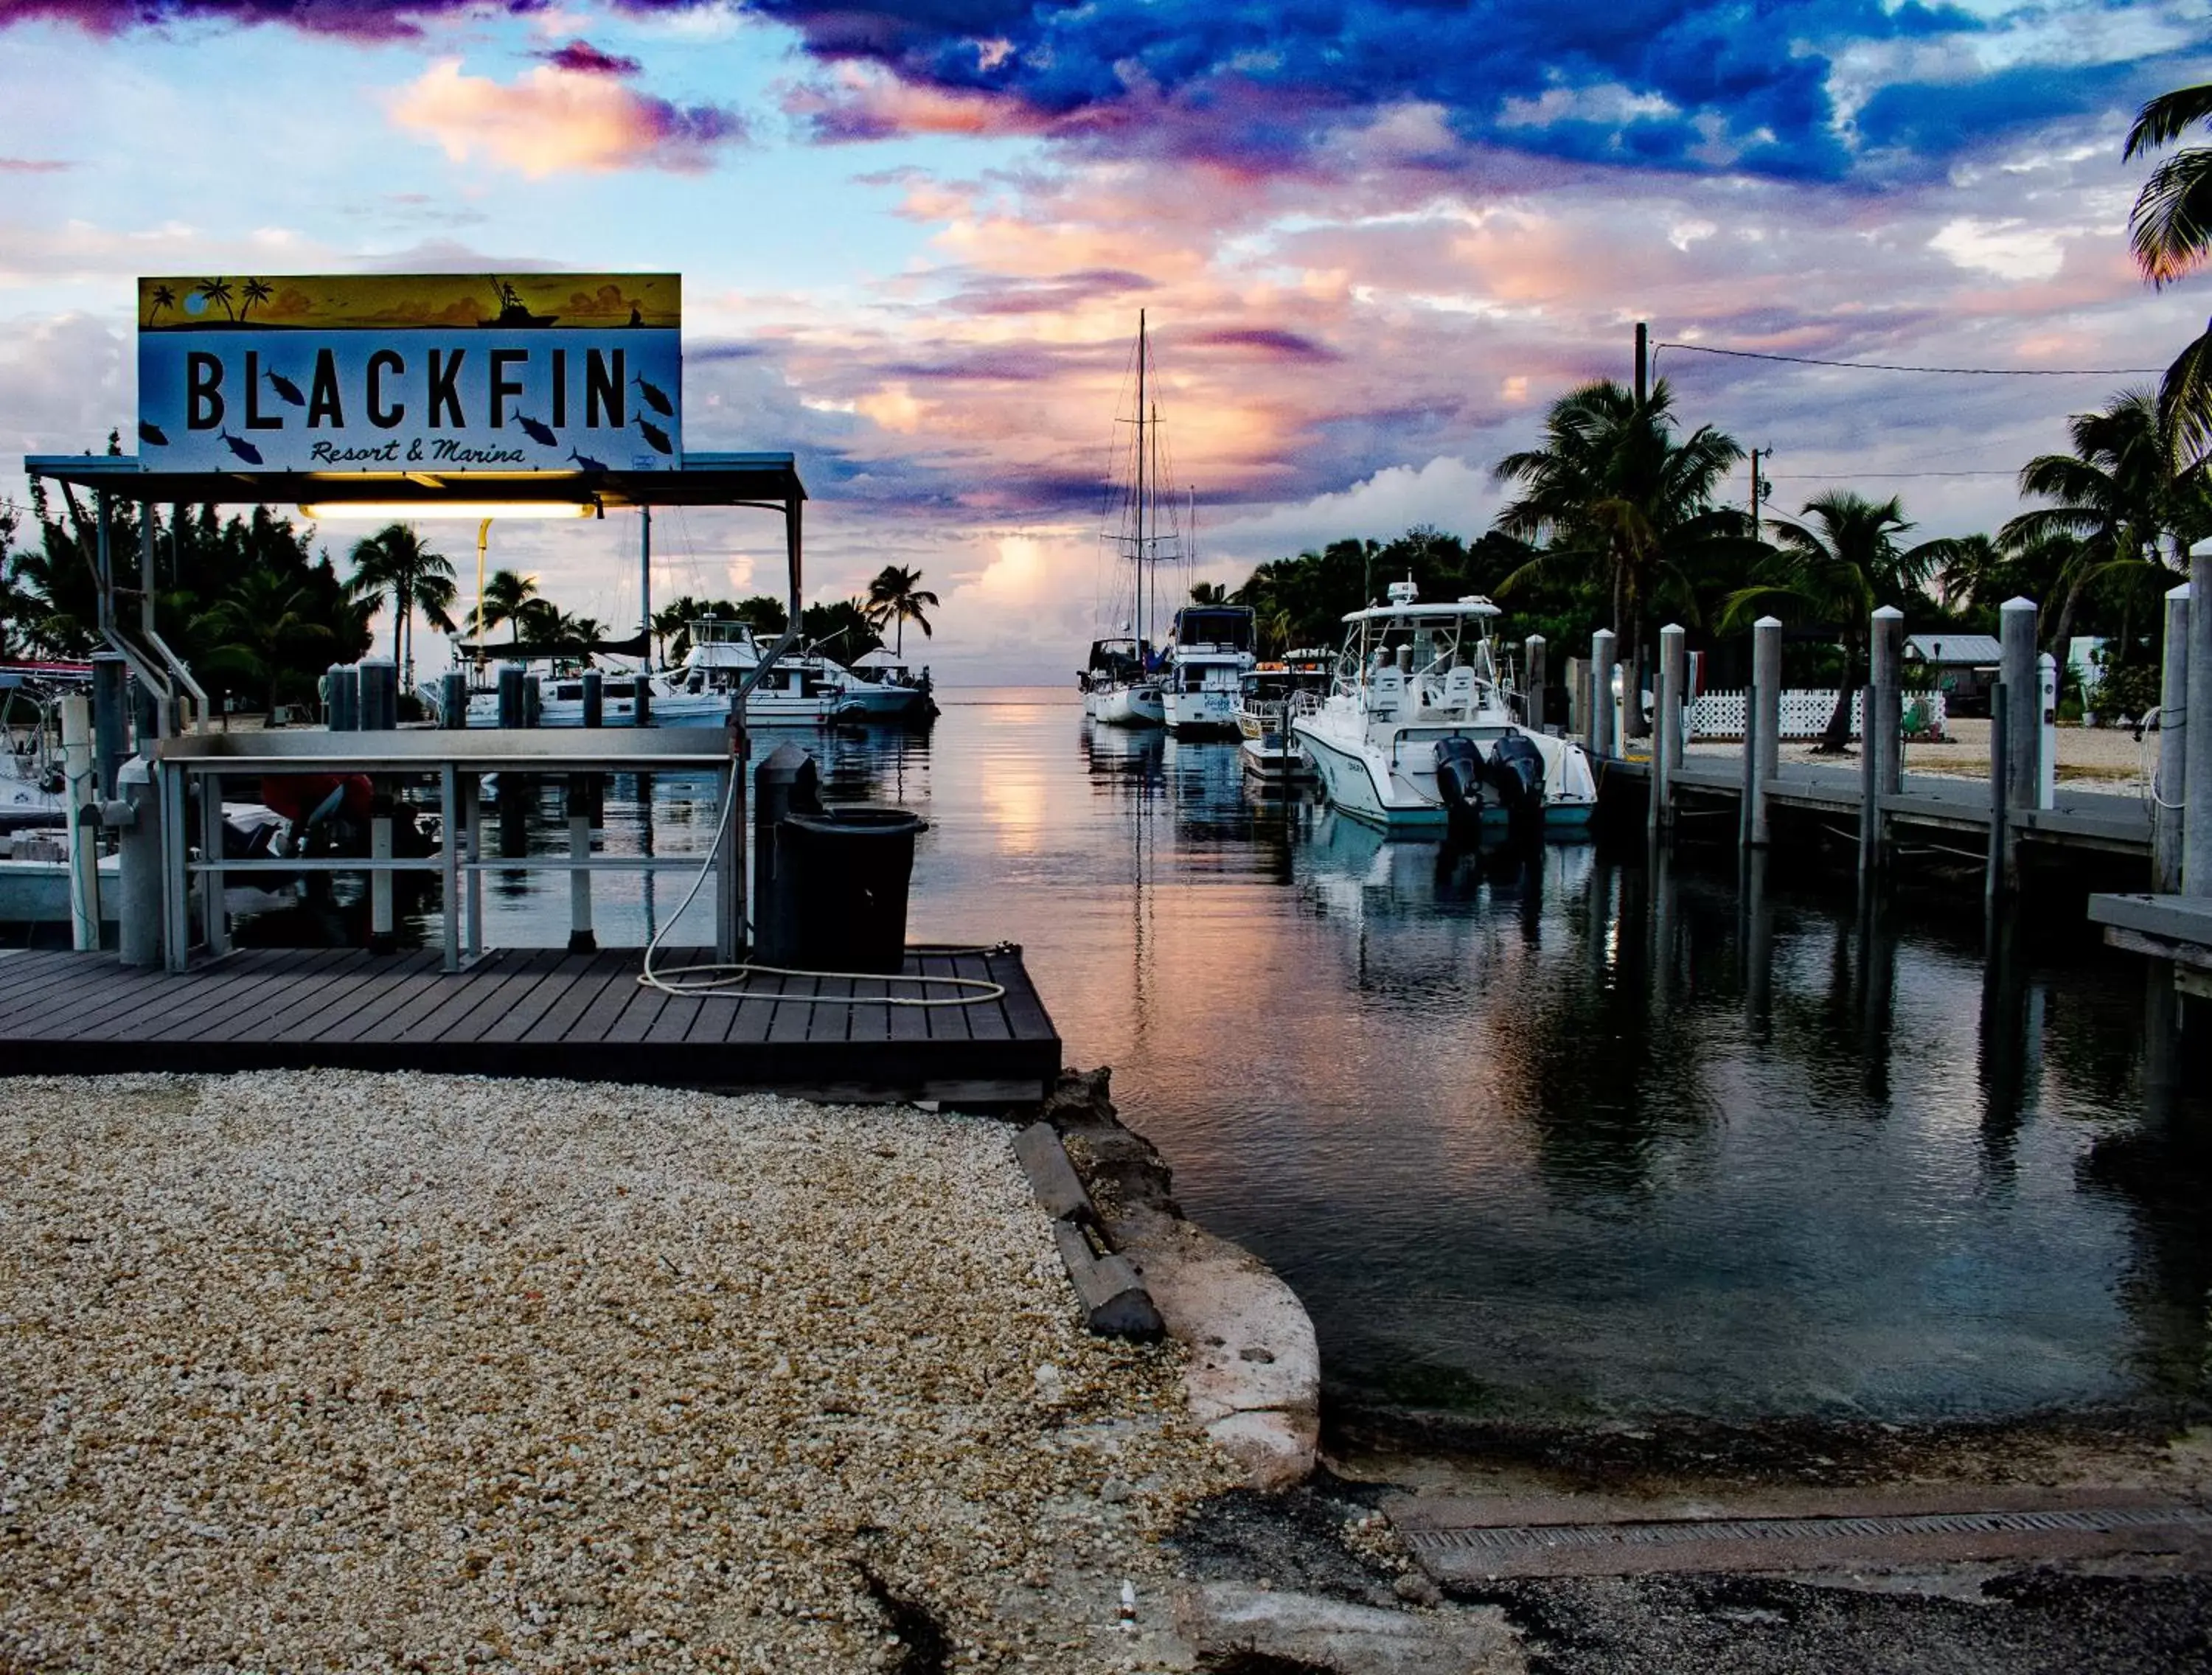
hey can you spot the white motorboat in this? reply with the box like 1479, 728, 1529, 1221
847, 647, 939, 724
1291, 580, 1598, 833
1, 671, 69, 832
1236, 652, 1331, 781
1162, 605, 1255, 737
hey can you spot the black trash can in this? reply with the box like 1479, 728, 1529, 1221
777, 805, 927, 974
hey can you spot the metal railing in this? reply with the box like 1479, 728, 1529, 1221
152, 725, 743, 975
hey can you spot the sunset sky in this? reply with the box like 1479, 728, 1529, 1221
1, 1, 2206, 680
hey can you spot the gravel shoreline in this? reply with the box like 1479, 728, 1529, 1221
0, 1072, 1239, 1673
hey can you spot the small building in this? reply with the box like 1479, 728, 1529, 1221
1904, 633, 2002, 718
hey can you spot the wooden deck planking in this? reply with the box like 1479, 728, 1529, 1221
919, 953, 972, 1043
1, 944, 1060, 1101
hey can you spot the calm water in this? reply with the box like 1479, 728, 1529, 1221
240, 689, 2211, 1424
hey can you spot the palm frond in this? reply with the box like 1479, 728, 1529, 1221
2160, 318, 2212, 471
2124, 83, 2212, 160
2129, 147, 2212, 288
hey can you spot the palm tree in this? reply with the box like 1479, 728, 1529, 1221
651, 595, 706, 665
194, 277, 236, 321
2000, 389, 2188, 654
238, 277, 274, 321
147, 284, 176, 324
347, 523, 457, 691
478, 568, 539, 650
1189, 581, 1228, 605
198, 571, 337, 716
2125, 83, 2212, 466
1494, 379, 1748, 734
1722, 492, 1942, 751
863, 565, 938, 657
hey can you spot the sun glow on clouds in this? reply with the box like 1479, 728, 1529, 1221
389, 59, 745, 176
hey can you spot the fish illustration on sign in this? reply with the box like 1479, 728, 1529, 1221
139, 420, 170, 448
516, 415, 557, 447
219, 431, 264, 464
567, 448, 609, 473
633, 375, 674, 417
265, 368, 305, 407
635, 417, 672, 455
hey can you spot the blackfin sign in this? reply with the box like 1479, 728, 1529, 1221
136, 274, 681, 474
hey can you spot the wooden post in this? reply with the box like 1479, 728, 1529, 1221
1590, 628, 1617, 759
1869, 605, 1903, 871
1652, 623, 1685, 837
2000, 596, 2039, 819
2154, 582, 2189, 894
466, 773, 485, 959
2188, 548, 2212, 898
1523, 633, 1547, 731
1750, 616, 1781, 848
1738, 661, 1758, 850
1565, 655, 1587, 741
1857, 683, 1879, 880
198, 771, 227, 957
2037, 651, 2059, 811
1986, 689, 2009, 905
60, 694, 100, 951
440, 765, 459, 972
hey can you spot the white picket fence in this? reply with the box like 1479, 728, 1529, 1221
1686, 689, 1948, 742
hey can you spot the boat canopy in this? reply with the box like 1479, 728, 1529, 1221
1339, 595, 1502, 624
850, 648, 909, 671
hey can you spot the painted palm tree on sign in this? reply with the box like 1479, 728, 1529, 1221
238, 277, 274, 321
1494, 379, 1748, 736
194, 277, 236, 321
1722, 491, 1944, 752
147, 284, 176, 325
863, 564, 938, 657
2126, 82, 2212, 466
347, 523, 459, 692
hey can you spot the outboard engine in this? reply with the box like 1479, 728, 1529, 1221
1478, 734, 1548, 829
1433, 737, 1490, 840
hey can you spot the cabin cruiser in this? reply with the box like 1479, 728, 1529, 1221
1290, 580, 1597, 833
1235, 650, 1332, 781
1079, 636, 1166, 727
1162, 605, 1256, 738
846, 647, 939, 724
672, 619, 885, 723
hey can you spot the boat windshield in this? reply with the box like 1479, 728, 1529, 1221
1333, 607, 1495, 691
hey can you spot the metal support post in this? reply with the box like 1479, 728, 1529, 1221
466, 773, 485, 958
2000, 596, 2039, 818
2154, 582, 2189, 894
369, 787, 394, 953
91, 651, 128, 799
160, 758, 189, 972
1750, 616, 1781, 848
112, 757, 161, 968
567, 773, 597, 953
60, 695, 100, 951
1590, 629, 1617, 758
198, 770, 227, 957
2187, 547, 2212, 897
440, 765, 460, 972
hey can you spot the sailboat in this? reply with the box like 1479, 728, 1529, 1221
1079, 311, 1174, 728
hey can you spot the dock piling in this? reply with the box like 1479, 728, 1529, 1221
60, 694, 100, 951
2154, 582, 2189, 893
2000, 598, 2039, 823
496, 665, 525, 729
2188, 546, 2212, 897
1590, 628, 1617, 759
2038, 652, 2059, 811
1523, 634, 1547, 730
1870, 605, 1903, 871
1857, 684, 1879, 880
439, 671, 467, 729
1750, 616, 1781, 848
1986, 689, 2010, 904
567, 773, 597, 953
1651, 624, 1685, 837
581, 670, 603, 730
113, 756, 162, 968
91, 651, 127, 799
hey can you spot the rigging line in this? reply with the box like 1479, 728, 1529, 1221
1653, 341, 2165, 376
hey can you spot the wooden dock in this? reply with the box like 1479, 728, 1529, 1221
1605, 753, 2152, 857
0, 944, 1060, 1106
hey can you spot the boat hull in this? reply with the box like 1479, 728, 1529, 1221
1166, 686, 1242, 737
1293, 718, 1594, 832
1094, 684, 1165, 728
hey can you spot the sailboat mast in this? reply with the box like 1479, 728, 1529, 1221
1136, 309, 1147, 656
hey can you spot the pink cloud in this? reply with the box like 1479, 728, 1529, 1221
534, 37, 641, 77
0, 156, 74, 172
389, 58, 745, 176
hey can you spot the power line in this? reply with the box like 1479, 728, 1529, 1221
1655, 341, 2165, 377
1767, 469, 2018, 480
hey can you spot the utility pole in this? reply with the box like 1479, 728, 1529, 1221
1749, 447, 1772, 541
1634, 321, 1648, 405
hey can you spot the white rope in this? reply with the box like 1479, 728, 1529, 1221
2140, 702, 2188, 812
636, 772, 1006, 1007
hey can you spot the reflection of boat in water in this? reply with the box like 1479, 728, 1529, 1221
1292, 580, 1597, 833
479, 278, 558, 329
1237, 651, 1330, 782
